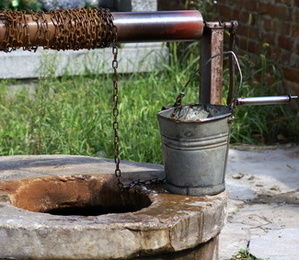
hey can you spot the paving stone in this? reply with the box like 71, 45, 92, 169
220, 145, 299, 260
250, 228, 299, 260
116, 0, 157, 12
227, 146, 299, 199
131, 0, 157, 11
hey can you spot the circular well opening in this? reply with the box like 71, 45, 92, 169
9, 175, 152, 216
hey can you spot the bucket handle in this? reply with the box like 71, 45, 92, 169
206, 51, 243, 108
171, 50, 242, 118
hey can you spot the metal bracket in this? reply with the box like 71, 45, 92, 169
200, 21, 238, 105
205, 21, 238, 29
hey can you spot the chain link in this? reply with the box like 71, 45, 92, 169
111, 19, 124, 190
122, 178, 166, 190
111, 30, 166, 190
111, 41, 166, 190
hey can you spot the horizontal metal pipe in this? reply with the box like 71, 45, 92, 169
235, 96, 299, 106
0, 14, 55, 48
112, 11, 204, 42
0, 10, 204, 47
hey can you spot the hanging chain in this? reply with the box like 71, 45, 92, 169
110, 18, 166, 190
111, 20, 124, 190
111, 44, 165, 190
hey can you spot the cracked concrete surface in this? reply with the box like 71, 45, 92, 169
220, 145, 299, 260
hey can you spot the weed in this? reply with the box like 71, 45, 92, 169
227, 249, 267, 260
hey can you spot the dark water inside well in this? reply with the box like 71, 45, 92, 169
45, 205, 144, 216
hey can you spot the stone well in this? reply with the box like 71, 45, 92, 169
0, 155, 226, 259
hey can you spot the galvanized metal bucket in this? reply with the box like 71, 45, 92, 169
158, 104, 232, 196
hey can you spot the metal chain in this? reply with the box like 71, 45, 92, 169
122, 178, 166, 190
111, 20, 123, 190
110, 21, 166, 190
111, 47, 166, 190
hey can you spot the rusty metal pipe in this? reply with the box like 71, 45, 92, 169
0, 10, 204, 46
0, 15, 56, 48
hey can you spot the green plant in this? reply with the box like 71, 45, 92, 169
227, 249, 267, 260
0, 0, 42, 10
0, 0, 10, 9
184, 0, 214, 18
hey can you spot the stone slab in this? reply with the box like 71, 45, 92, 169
115, 0, 157, 12
0, 155, 226, 259
226, 145, 299, 200
0, 154, 164, 181
0, 43, 168, 79
250, 228, 299, 260
131, 0, 157, 11
219, 145, 299, 260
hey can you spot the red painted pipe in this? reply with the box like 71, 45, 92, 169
112, 11, 204, 42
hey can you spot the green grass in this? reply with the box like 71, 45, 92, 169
227, 249, 268, 260
0, 66, 199, 163
0, 43, 298, 163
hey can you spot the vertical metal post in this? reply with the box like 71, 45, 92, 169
200, 26, 224, 105
227, 28, 236, 105
227, 22, 238, 105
